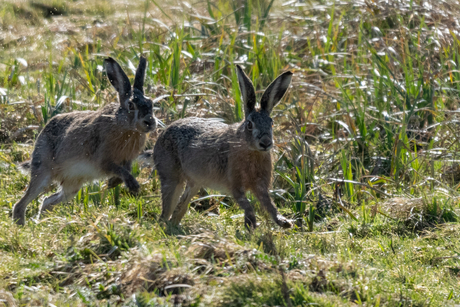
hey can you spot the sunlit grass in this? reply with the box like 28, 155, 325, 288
2, 0, 460, 305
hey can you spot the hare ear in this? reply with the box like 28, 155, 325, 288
104, 57, 131, 108
133, 56, 147, 94
260, 71, 293, 114
236, 65, 256, 118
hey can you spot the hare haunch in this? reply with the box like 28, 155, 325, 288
13, 56, 156, 225
154, 65, 293, 229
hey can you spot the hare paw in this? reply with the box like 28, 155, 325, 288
108, 177, 123, 189
12, 207, 25, 226
244, 211, 257, 230
276, 215, 293, 229
125, 177, 140, 195
13, 215, 25, 226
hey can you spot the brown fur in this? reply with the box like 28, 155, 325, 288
13, 56, 156, 225
237, 150, 272, 193
153, 65, 293, 229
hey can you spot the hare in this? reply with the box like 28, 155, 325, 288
13, 56, 156, 225
153, 65, 293, 229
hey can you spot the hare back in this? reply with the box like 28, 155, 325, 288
154, 117, 272, 193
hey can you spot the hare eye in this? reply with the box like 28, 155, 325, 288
247, 121, 253, 130
128, 102, 135, 111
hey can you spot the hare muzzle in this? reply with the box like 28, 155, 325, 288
141, 115, 156, 132
258, 135, 273, 151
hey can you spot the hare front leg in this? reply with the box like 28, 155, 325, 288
232, 190, 257, 229
107, 161, 132, 189
254, 189, 292, 229
104, 162, 140, 194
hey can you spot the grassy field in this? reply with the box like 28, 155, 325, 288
2, 0, 460, 305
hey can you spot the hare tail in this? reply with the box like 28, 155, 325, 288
137, 150, 154, 168
16, 160, 31, 174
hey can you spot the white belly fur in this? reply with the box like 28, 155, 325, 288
61, 160, 106, 182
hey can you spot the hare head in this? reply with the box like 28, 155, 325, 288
236, 65, 293, 152
104, 57, 156, 133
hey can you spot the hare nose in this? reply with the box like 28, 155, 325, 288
259, 139, 272, 150
143, 118, 154, 127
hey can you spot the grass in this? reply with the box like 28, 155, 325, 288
2, 0, 460, 305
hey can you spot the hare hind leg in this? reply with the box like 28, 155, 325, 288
155, 146, 185, 222
159, 177, 185, 221
39, 180, 82, 217
170, 182, 200, 225
13, 170, 52, 225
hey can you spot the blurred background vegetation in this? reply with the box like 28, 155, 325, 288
2, 0, 460, 305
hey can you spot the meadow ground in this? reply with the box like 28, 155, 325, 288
2, 0, 460, 305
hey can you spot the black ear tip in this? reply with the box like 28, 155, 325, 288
104, 57, 116, 64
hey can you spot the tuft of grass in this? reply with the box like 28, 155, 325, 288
221, 275, 342, 307
2, 0, 460, 305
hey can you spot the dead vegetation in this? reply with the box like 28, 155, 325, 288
2, 0, 460, 305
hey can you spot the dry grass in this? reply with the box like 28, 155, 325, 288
2, 0, 460, 305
